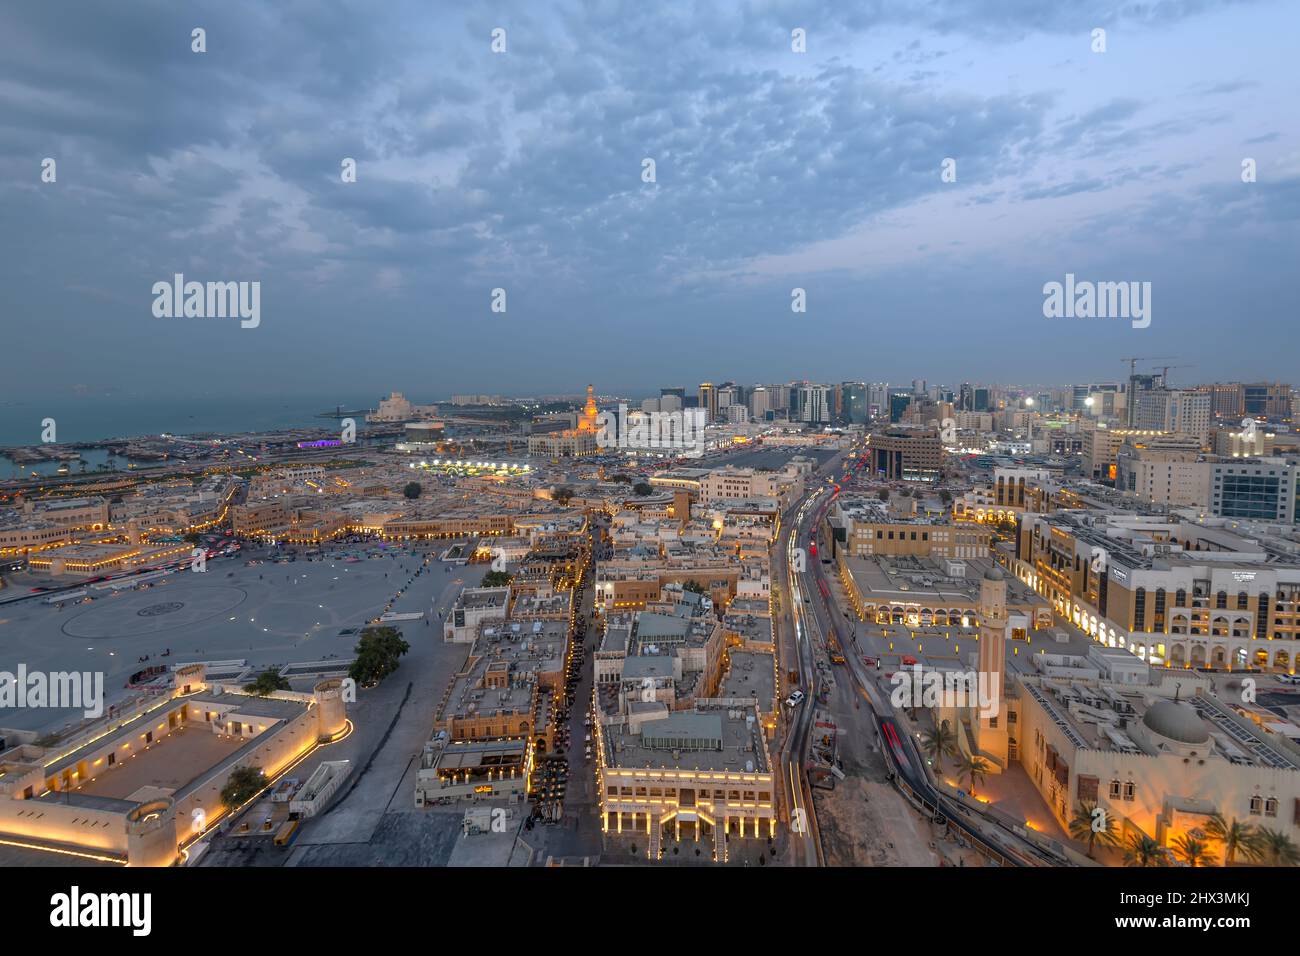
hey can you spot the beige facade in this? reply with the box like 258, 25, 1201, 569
866, 427, 943, 481
0, 668, 344, 866
1012, 512, 1300, 672
1015, 675, 1300, 856
595, 701, 776, 862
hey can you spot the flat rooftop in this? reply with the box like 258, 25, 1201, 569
722, 612, 773, 645
604, 703, 770, 774
845, 555, 1046, 608
1018, 675, 1300, 771
719, 651, 776, 707
431, 738, 529, 771
456, 587, 510, 610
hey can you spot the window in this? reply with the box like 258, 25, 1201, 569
1249, 795, 1263, 815
1108, 779, 1121, 799
1265, 797, 1278, 818
1123, 781, 1136, 801
1077, 775, 1099, 803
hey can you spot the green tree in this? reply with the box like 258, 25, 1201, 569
243, 668, 290, 696
633, 481, 653, 496
553, 486, 575, 504
1204, 812, 1262, 865
1171, 834, 1213, 867
220, 766, 265, 810
482, 570, 512, 588
681, 580, 707, 595
349, 626, 410, 687
403, 481, 422, 499
877, 488, 890, 501
920, 723, 958, 775
1122, 833, 1169, 868
959, 755, 991, 797
1069, 801, 1121, 859
1257, 828, 1300, 866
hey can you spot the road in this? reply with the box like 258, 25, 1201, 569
787, 453, 1069, 867
772, 447, 854, 866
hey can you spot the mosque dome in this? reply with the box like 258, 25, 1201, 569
1142, 700, 1210, 745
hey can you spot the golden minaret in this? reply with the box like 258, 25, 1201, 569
578, 384, 599, 432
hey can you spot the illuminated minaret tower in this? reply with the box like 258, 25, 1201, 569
973, 567, 1010, 770
578, 384, 600, 433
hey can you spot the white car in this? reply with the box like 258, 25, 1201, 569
785, 690, 805, 708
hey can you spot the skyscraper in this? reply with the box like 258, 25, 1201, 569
1133, 389, 1211, 445
698, 383, 718, 422
841, 382, 868, 424
795, 384, 832, 424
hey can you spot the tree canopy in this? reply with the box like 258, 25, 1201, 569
349, 626, 411, 687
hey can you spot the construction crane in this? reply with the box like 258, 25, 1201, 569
1155, 363, 1196, 386
1120, 356, 1175, 377
1120, 356, 1176, 426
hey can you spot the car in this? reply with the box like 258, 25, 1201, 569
1277, 673, 1300, 686
785, 690, 805, 708
901, 655, 918, 666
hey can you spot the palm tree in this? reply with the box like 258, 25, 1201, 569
1069, 801, 1120, 859
959, 755, 991, 797
1256, 828, 1300, 867
1122, 833, 1168, 867
920, 724, 958, 776
1171, 834, 1213, 867
1204, 812, 1262, 865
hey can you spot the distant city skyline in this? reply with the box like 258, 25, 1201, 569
3, 0, 1298, 394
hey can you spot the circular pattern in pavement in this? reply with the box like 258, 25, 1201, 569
137, 602, 185, 617
60, 584, 249, 639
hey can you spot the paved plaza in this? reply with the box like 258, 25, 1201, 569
0, 543, 476, 731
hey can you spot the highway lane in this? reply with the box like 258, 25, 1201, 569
773, 447, 853, 866
790, 453, 1067, 867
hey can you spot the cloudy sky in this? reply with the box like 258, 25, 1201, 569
1, 0, 1296, 404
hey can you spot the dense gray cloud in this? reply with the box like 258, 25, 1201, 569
0, 0, 1293, 403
